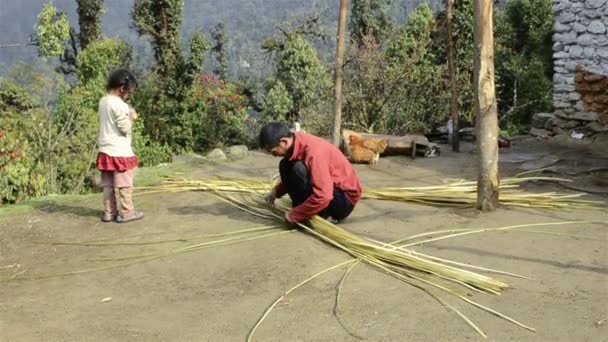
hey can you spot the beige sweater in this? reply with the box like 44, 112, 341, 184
98, 95, 135, 157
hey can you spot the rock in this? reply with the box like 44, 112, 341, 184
586, 122, 608, 133
596, 48, 608, 58
554, 51, 569, 59
530, 128, 552, 139
206, 148, 227, 160
554, 66, 567, 74
583, 47, 596, 58
596, 36, 608, 46
588, 20, 607, 34
545, 117, 555, 130
552, 127, 568, 136
554, 21, 571, 32
554, 84, 576, 92
582, 9, 601, 18
554, 101, 571, 109
552, 116, 580, 129
226, 145, 249, 157
568, 92, 582, 101
573, 22, 588, 33
565, 60, 579, 71
555, 31, 578, 44
553, 73, 569, 84
563, 108, 576, 114
568, 45, 584, 58
532, 113, 555, 129
583, 74, 605, 82
575, 101, 585, 111
596, 95, 608, 104
585, 0, 607, 9
572, 111, 599, 121
557, 11, 576, 23
555, 111, 571, 119
553, 0, 571, 12
553, 42, 564, 52
553, 21, 572, 33
566, 76, 575, 85
554, 59, 567, 66
577, 34, 595, 45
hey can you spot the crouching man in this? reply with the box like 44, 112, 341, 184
259, 122, 362, 224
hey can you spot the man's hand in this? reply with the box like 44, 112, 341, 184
264, 190, 277, 207
285, 211, 295, 224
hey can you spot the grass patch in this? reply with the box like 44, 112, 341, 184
0, 161, 192, 221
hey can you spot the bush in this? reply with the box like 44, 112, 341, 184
0, 131, 46, 203
189, 74, 249, 149
132, 119, 173, 166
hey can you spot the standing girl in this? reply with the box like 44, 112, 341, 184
97, 69, 144, 223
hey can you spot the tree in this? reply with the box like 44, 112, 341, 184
35, 4, 71, 58
446, 0, 459, 151
35, 1, 105, 74
77, 0, 104, 50
76, 39, 132, 86
474, 0, 499, 211
132, 0, 184, 78
263, 32, 330, 124
350, 0, 392, 46
211, 23, 229, 80
343, 4, 446, 135
332, 0, 348, 147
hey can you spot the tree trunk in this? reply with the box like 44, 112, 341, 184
474, 0, 499, 211
447, 0, 459, 152
332, 0, 348, 147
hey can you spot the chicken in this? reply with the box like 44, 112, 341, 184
348, 135, 389, 165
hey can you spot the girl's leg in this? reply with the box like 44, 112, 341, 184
100, 171, 117, 222
115, 169, 144, 222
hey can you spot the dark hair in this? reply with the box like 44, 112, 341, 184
259, 122, 293, 150
106, 69, 138, 92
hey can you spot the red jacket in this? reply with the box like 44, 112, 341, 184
274, 133, 362, 223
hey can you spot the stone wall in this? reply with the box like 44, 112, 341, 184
537, 0, 608, 137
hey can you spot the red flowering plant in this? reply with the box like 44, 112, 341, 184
188, 74, 249, 149
0, 131, 24, 171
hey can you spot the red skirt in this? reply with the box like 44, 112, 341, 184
96, 152, 139, 172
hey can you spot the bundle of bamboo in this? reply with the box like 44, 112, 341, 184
137, 176, 603, 210
211, 192, 537, 340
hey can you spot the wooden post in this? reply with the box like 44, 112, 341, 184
332, 0, 348, 147
474, 0, 500, 211
447, 0, 459, 152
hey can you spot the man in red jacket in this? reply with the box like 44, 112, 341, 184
259, 122, 362, 224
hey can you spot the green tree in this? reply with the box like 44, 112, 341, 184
351, 0, 392, 46
271, 33, 331, 123
77, 0, 104, 50
344, 4, 447, 134
35, 1, 105, 74
35, 3, 71, 58
495, 0, 554, 130
211, 23, 229, 80
76, 39, 132, 86
262, 80, 293, 122
132, 0, 184, 79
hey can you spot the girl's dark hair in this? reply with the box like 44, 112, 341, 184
106, 69, 138, 92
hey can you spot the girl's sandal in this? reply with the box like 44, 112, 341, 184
101, 213, 117, 222
116, 211, 144, 223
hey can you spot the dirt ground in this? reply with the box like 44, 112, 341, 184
1, 137, 607, 342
